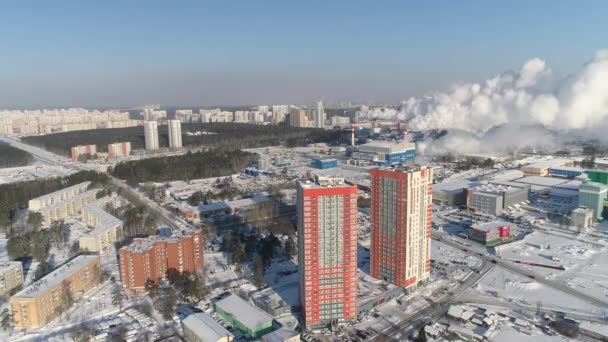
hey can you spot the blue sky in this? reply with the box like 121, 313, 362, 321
0, 1, 606, 108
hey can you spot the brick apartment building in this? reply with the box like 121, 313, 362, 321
119, 231, 204, 290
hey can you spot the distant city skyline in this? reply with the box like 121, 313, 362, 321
1, 1, 606, 108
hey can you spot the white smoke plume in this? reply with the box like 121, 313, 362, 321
362, 49, 608, 135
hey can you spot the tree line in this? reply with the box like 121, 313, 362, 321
22, 122, 346, 156
0, 171, 109, 228
112, 149, 259, 183
0, 143, 33, 168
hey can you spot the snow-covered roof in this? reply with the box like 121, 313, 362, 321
215, 294, 273, 329
13, 255, 99, 298
182, 312, 233, 341
199, 194, 271, 213
262, 327, 299, 342
471, 220, 511, 232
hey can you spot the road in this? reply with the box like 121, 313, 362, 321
433, 231, 608, 309
369, 260, 494, 341
1, 136, 195, 232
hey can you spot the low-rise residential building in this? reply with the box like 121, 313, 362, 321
107, 142, 132, 158
70, 144, 97, 161
182, 312, 234, 342
79, 197, 123, 252
28, 182, 91, 210
0, 262, 24, 296
119, 231, 204, 290
10, 255, 101, 329
35, 189, 99, 226
468, 221, 512, 246
215, 295, 274, 338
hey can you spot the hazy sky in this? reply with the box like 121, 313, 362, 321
1, 1, 606, 108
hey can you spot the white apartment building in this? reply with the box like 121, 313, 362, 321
144, 121, 159, 150
167, 120, 183, 149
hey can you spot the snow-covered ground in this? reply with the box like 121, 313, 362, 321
469, 267, 608, 318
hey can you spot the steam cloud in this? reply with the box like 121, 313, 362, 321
361, 49, 608, 153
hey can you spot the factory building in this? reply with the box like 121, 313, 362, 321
586, 170, 608, 185
262, 327, 300, 342
119, 231, 204, 290
107, 142, 131, 158
10, 255, 101, 329
571, 207, 594, 230
70, 144, 97, 161
143, 120, 159, 150
578, 180, 608, 221
181, 312, 234, 342
297, 177, 358, 330
467, 182, 530, 216
0, 262, 24, 296
468, 221, 512, 246
79, 197, 123, 253
548, 166, 585, 179
311, 158, 338, 169
520, 159, 574, 176
352, 141, 416, 166
432, 179, 479, 206
370, 166, 432, 291
215, 295, 274, 338
168, 119, 183, 149
252, 288, 291, 317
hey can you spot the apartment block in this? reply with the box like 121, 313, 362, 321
70, 144, 97, 161
144, 121, 159, 150
28, 182, 91, 210
10, 255, 101, 329
297, 177, 358, 330
107, 142, 132, 158
370, 166, 432, 291
79, 197, 123, 253
29, 182, 98, 226
119, 231, 204, 290
0, 262, 24, 296
168, 119, 183, 149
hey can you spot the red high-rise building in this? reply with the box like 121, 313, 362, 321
370, 166, 432, 291
119, 231, 204, 290
297, 177, 358, 330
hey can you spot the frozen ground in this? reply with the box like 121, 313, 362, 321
491, 320, 569, 342
468, 267, 608, 318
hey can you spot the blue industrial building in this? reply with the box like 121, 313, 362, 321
352, 142, 417, 166
548, 167, 585, 179
312, 158, 338, 169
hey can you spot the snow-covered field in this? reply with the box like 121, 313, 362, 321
470, 267, 608, 318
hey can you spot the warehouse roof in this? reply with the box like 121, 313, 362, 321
14, 255, 99, 298
182, 313, 233, 341
262, 327, 300, 342
433, 179, 479, 193
514, 176, 569, 187
471, 220, 511, 232
215, 294, 273, 329
521, 158, 573, 170
199, 194, 271, 213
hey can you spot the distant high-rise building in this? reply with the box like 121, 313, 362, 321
272, 105, 289, 123
315, 101, 325, 128
289, 107, 308, 128
167, 119, 182, 149
144, 121, 159, 150
370, 166, 432, 291
297, 177, 358, 329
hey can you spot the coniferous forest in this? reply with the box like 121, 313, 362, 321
0, 143, 33, 168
